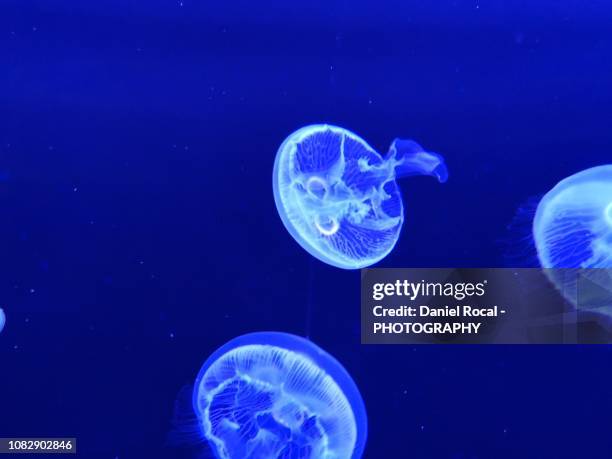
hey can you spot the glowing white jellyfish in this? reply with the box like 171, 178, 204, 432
534, 165, 612, 313
534, 165, 612, 269
193, 332, 368, 459
273, 124, 448, 269
0, 308, 4, 334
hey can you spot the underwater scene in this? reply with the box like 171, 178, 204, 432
1, 1, 612, 458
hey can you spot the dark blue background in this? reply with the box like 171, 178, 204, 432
1, 1, 611, 458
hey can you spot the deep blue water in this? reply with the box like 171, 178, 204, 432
1, 1, 611, 458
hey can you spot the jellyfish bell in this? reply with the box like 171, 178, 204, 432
0, 308, 4, 334
273, 124, 448, 269
192, 332, 367, 459
533, 165, 612, 317
534, 165, 612, 269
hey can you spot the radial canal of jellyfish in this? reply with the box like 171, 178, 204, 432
273, 124, 448, 269
0, 308, 4, 334
192, 332, 368, 459
533, 165, 612, 313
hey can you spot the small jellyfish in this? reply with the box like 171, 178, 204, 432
193, 332, 367, 459
273, 124, 448, 269
0, 308, 4, 334
534, 165, 612, 313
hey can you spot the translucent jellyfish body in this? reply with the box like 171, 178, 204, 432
273, 125, 448, 269
534, 165, 612, 312
193, 332, 367, 459
0, 308, 4, 334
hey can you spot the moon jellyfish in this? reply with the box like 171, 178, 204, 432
0, 308, 4, 334
534, 165, 612, 314
193, 332, 367, 459
273, 124, 448, 269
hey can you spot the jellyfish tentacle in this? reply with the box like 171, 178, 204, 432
387, 138, 449, 183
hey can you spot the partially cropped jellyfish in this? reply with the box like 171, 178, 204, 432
534, 165, 612, 269
193, 332, 367, 459
273, 124, 448, 269
533, 165, 612, 314
0, 308, 4, 334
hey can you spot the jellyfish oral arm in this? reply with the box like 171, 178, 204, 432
387, 138, 449, 183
